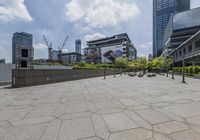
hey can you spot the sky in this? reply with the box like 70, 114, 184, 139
0, 0, 200, 63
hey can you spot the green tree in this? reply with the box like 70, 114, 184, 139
115, 57, 128, 69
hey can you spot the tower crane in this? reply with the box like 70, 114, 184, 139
43, 35, 53, 60
58, 35, 69, 64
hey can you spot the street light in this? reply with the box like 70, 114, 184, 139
182, 56, 186, 83
114, 63, 116, 78
167, 55, 175, 79
103, 59, 106, 80
172, 56, 175, 79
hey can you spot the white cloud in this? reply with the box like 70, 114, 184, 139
139, 41, 152, 49
138, 53, 146, 57
65, 0, 85, 22
66, 0, 140, 28
33, 43, 48, 49
62, 49, 69, 53
0, 0, 33, 22
137, 41, 152, 58
84, 33, 106, 41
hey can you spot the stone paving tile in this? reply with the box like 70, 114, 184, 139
95, 100, 123, 110
186, 116, 200, 126
81, 137, 102, 140
91, 114, 110, 140
125, 110, 152, 130
40, 119, 61, 140
11, 116, 55, 126
170, 129, 200, 140
153, 121, 188, 135
1, 123, 47, 140
151, 133, 171, 140
103, 112, 139, 132
58, 117, 95, 140
65, 102, 88, 114
108, 128, 153, 140
0, 75, 200, 139
136, 108, 171, 124
59, 112, 93, 120
118, 98, 141, 106
25, 104, 57, 118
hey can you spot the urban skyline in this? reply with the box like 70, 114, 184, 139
0, 0, 200, 63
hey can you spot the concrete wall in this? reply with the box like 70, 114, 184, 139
12, 69, 114, 88
33, 65, 72, 69
0, 64, 72, 82
0, 64, 15, 82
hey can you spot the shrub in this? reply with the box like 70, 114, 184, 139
194, 66, 199, 74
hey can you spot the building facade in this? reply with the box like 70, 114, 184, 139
153, 0, 190, 57
12, 32, 34, 69
61, 53, 82, 65
75, 39, 81, 54
84, 33, 137, 63
163, 7, 200, 57
148, 54, 153, 61
51, 50, 59, 61
0, 59, 5, 64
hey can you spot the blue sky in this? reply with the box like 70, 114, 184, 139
0, 0, 200, 63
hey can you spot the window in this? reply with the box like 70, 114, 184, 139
21, 49, 28, 57
188, 45, 192, 52
21, 60, 27, 68
195, 40, 200, 50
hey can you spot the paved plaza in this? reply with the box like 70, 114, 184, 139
0, 75, 200, 140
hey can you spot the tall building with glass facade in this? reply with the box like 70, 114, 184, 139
153, 0, 190, 57
12, 32, 34, 69
75, 39, 82, 54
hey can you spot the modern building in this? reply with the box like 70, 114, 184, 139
153, 0, 190, 57
61, 52, 82, 65
51, 50, 59, 61
84, 33, 137, 63
75, 39, 82, 54
163, 7, 200, 57
12, 32, 34, 69
148, 54, 153, 61
162, 7, 200, 66
0, 59, 5, 64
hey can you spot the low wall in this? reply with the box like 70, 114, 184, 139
12, 69, 114, 88
33, 65, 72, 69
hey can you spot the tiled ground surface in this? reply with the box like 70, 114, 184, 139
0, 75, 200, 140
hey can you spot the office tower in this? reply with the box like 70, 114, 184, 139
75, 39, 81, 54
153, 0, 190, 57
12, 32, 34, 69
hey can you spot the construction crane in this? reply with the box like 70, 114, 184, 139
43, 35, 53, 60
58, 35, 69, 64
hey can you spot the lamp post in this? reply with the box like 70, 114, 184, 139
172, 56, 175, 79
104, 59, 106, 80
114, 63, 116, 78
182, 56, 186, 83
167, 55, 175, 79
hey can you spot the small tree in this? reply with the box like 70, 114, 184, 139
115, 57, 129, 70
137, 57, 148, 71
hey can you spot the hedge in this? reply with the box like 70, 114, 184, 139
173, 66, 200, 75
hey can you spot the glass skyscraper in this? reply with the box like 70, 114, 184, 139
153, 0, 190, 57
